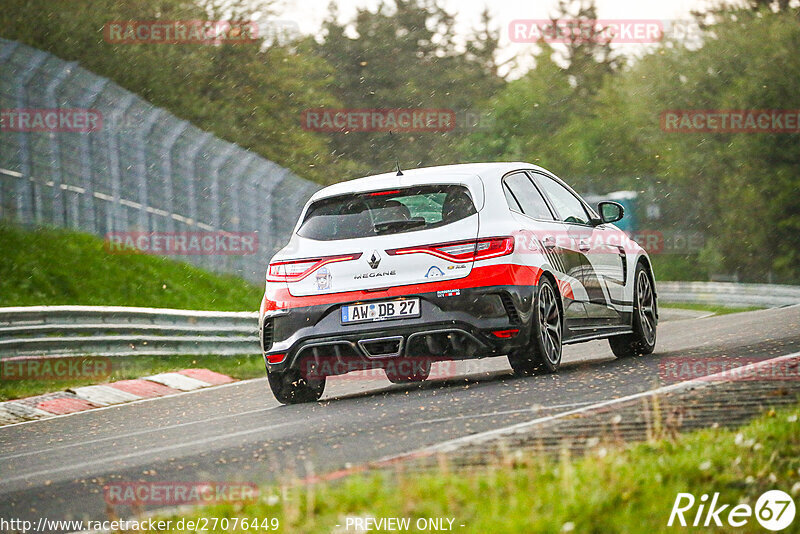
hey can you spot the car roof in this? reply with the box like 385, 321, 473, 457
308, 162, 543, 203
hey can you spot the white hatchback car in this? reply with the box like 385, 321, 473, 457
260, 162, 657, 403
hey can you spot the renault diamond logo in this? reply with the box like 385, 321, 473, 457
368, 250, 381, 269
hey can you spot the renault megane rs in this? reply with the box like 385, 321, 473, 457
259, 162, 657, 403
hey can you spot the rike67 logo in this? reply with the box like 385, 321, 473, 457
669, 490, 795, 531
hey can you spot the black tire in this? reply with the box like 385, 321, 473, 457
508, 277, 562, 376
385, 358, 431, 383
267, 369, 326, 404
609, 263, 657, 358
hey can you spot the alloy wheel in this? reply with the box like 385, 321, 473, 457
637, 270, 656, 345
538, 283, 561, 364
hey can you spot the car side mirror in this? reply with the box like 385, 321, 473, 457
597, 201, 624, 224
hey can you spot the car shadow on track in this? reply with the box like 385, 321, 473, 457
315, 352, 624, 404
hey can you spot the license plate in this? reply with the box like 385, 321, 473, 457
341, 298, 420, 324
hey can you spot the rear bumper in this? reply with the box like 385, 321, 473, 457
261, 284, 535, 375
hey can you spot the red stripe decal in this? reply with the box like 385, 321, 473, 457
556, 279, 574, 300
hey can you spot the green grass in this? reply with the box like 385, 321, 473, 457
650, 254, 710, 282
0, 354, 265, 401
142, 401, 800, 533
0, 224, 267, 400
660, 302, 763, 316
0, 224, 262, 310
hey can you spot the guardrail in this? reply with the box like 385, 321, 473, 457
1, 283, 798, 360
0, 306, 260, 360
656, 281, 800, 308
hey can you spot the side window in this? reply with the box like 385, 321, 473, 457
535, 175, 591, 225
503, 183, 523, 212
503, 173, 554, 220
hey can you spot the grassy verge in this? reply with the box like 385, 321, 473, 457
0, 354, 265, 401
0, 224, 266, 401
0, 224, 262, 310
650, 254, 709, 282
660, 302, 763, 316
144, 402, 800, 533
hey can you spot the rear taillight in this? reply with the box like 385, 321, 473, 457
267, 253, 362, 282
386, 237, 514, 262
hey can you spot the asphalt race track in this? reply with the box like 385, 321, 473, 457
1, 305, 799, 526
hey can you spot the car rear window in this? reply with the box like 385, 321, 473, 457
297, 185, 476, 241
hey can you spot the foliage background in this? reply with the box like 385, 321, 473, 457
1, 0, 798, 282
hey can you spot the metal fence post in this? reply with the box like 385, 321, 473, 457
225, 152, 254, 277
160, 121, 188, 233
169, 131, 212, 272
245, 164, 263, 280
15, 50, 47, 225
74, 78, 109, 233
105, 93, 135, 234
227, 152, 254, 233
0, 40, 17, 64
186, 134, 214, 272
209, 145, 235, 231
44, 61, 78, 227
134, 107, 162, 231
0, 41, 20, 220
252, 161, 278, 261
207, 145, 235, 271
186, 133, 211, 227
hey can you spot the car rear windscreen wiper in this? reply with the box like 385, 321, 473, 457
374, 218, 427, 234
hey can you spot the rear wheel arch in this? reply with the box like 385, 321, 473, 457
538, 270, 564, 318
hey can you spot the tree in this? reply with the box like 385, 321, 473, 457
550, 0, 619, 101
311, 0, 503, 174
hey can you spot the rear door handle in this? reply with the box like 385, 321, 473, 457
579, 240, 590, 252
543, 236, 557, 250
